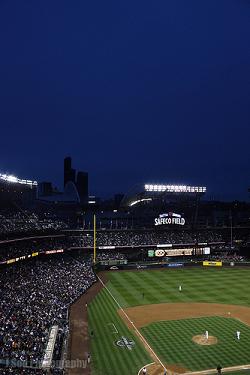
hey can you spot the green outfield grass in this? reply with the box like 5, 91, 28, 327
88, 286, 151, 375
88, 267, 250, 375
107, 268, 250, 307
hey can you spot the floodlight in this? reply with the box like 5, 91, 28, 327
144, 184, 206, 193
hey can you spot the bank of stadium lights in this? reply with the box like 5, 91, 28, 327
144, 184, 206, 193
0, 173, 37, 186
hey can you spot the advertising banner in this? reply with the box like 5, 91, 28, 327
148, 250, 155, 257
168, 263, 184, 268
203, 261, 222, 267
155, 248, 193, 257
45, 249, 64, 255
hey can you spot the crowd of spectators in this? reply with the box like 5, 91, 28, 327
95, 251, 127, 261
0, 210, 68, 236
0, 237, 67, 263
0, 254, 95, 372
207, 251, 245, 262
70, 229, 224, 248
0, 227, 246, 266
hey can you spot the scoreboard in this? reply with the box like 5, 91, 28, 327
148, 247, 210, 257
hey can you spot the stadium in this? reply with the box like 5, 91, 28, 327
1, 172, 250, 375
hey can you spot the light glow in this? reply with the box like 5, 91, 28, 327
0, 173, 37, 186
129, 198, 152, 207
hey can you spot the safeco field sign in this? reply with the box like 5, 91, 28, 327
155, 212, 185, 226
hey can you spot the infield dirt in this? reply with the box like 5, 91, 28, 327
118, 303, 250, 329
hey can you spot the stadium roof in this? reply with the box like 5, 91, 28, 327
121, 183, 207, 207
38, 181, 80, 203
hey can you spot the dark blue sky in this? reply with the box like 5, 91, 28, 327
0, 0, 249, 199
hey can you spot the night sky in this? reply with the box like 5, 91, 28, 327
0, 0, 249, 199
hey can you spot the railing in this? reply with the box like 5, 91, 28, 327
42, 325, 59, 369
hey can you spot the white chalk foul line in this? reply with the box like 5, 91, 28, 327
97, 275, 166, 371
107, 322, 118, 334
138, 362, 155, 375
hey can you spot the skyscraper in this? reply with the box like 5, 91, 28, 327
64, 157, 76, 186
76, 171, 88, 200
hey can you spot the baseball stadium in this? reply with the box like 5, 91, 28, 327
1, 0, 250, 374
67, 185, 250, 375
1, 176, 250, 375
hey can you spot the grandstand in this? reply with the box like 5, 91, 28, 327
0, 173, 37, 207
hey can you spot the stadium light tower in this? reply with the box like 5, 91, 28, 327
93, 214, 97, 264
144, 184, 206, 193
0, 173, 37, 186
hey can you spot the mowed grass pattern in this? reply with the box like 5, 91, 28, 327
107, 268, 250, 307
88, 287, 150, 375
89, 268, 250, 374
141, 316, 250, 371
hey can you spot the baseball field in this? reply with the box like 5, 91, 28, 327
88, 267, 250, 375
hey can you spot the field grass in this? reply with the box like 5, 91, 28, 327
88, 267, 250, 375
141, 316, 250, 371
88, 286, 151, 375
107, 268, 250, 307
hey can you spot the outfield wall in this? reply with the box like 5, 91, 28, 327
97, 261, 250, 271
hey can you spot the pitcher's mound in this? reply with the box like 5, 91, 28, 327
192, 335, 218, 345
